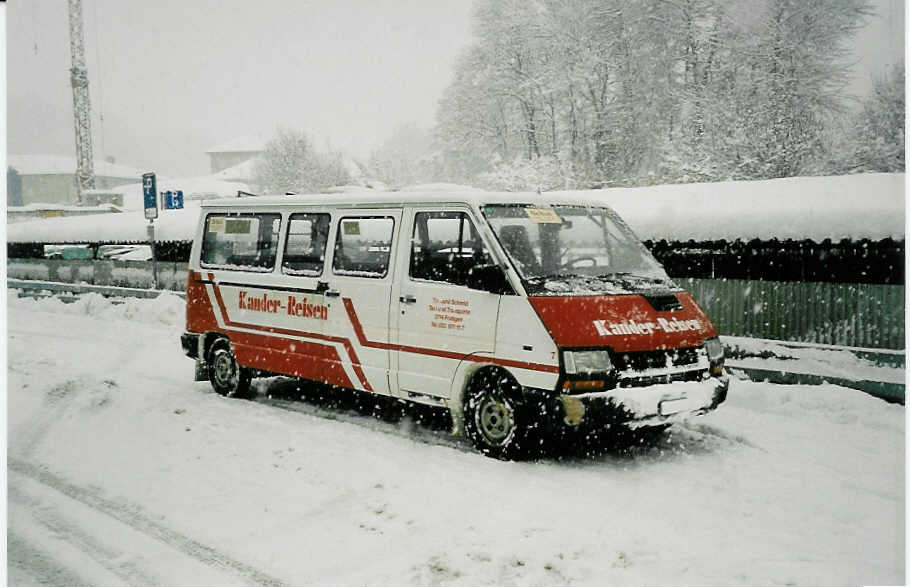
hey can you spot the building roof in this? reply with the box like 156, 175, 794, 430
7, 154, 145, 179
205, 135, 266, 154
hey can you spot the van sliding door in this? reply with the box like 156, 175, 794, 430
321, 209, 402, 396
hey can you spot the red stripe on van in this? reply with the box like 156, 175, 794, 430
207, 282, 374, 392
342, 298, 559, 374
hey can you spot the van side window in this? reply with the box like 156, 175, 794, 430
201, 213, 281, 272
410, 211, 492, 287
332, 217, 394, 278
283, 213, 330, 276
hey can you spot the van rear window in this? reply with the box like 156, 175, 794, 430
201, 213, 281, 272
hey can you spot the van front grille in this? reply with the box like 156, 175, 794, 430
610, 346, 708, 387
611, 347, 700, 372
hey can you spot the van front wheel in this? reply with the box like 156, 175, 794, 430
207, 338, 252, 398
463, 368, 526, 460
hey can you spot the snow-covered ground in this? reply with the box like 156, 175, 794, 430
6, 292, 905, 586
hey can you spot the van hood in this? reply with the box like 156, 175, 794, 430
528, 292, 717, 353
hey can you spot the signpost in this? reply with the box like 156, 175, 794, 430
142, 173, 158, 220
142, 174, 186, 290
142, 173, 158, 288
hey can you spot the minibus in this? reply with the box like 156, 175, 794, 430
181, 191, 728, 458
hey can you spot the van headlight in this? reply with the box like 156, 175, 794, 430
563, 350, 613, 375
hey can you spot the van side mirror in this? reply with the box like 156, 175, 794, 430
466, 264, 512, 295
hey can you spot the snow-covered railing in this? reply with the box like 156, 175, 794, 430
7, 259, 187, 292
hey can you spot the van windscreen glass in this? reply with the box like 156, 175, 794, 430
201, 213, 281, 272
481, 204, 674, 295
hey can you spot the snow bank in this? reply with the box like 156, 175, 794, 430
8, 290, 185, 328
724, 335, 905, 384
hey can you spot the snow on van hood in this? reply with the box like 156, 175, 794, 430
529, 291, 717, 352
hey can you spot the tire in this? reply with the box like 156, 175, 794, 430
463, 368, 528, 460
207, 338, 253, 398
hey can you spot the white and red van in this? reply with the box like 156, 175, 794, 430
182, 191, 728, 458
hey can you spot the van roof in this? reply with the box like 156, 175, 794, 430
200, 190, 606, 209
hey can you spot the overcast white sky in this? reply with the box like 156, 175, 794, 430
6, 0, 905, 178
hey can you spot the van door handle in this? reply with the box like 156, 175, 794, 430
399, 294, 417, 304
324, 289, 341, 298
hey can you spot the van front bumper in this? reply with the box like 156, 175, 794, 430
550, 375, 729, 429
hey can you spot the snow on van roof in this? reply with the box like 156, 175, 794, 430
7, 173, 904, 244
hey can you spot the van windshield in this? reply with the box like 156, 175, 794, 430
481, 204, 675, 295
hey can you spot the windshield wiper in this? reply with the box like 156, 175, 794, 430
596, 272, 671, 284
525, 272, 586, 282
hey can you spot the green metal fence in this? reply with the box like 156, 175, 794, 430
682, 278, 905, 350
6, 259, 906, 350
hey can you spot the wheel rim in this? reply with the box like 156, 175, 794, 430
476, 395, 514, 445
212, 350, 237, 388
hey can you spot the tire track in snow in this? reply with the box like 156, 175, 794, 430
9, 459, 286, 587
9, 482, 160, 586
8, 530, 96, 587
14, 378, 86, 458
254, 394, 473, 453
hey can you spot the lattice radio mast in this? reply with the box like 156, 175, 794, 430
68, 0, 95, 204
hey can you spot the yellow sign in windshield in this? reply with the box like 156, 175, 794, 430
524, 208, 562, 223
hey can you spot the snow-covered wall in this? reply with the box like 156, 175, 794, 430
568, 173, 905, 242
6, 173, 904, 244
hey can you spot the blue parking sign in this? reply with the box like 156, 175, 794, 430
164, 190, 184, 210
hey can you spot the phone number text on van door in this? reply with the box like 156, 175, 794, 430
428, 297, 471, 331
238, 291, 328, 320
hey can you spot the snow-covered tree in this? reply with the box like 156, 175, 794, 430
844, 64, 905, 172
434, 0, 873, 187
367, 123, 434, 188
254, 128, 351, 194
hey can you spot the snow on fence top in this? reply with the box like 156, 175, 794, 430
582, 173, 905, 242
6, 173, 904, 244
7, 202, 204, 244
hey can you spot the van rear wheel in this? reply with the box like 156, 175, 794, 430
463, 368, 527, 460
207, 338, 253, 398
